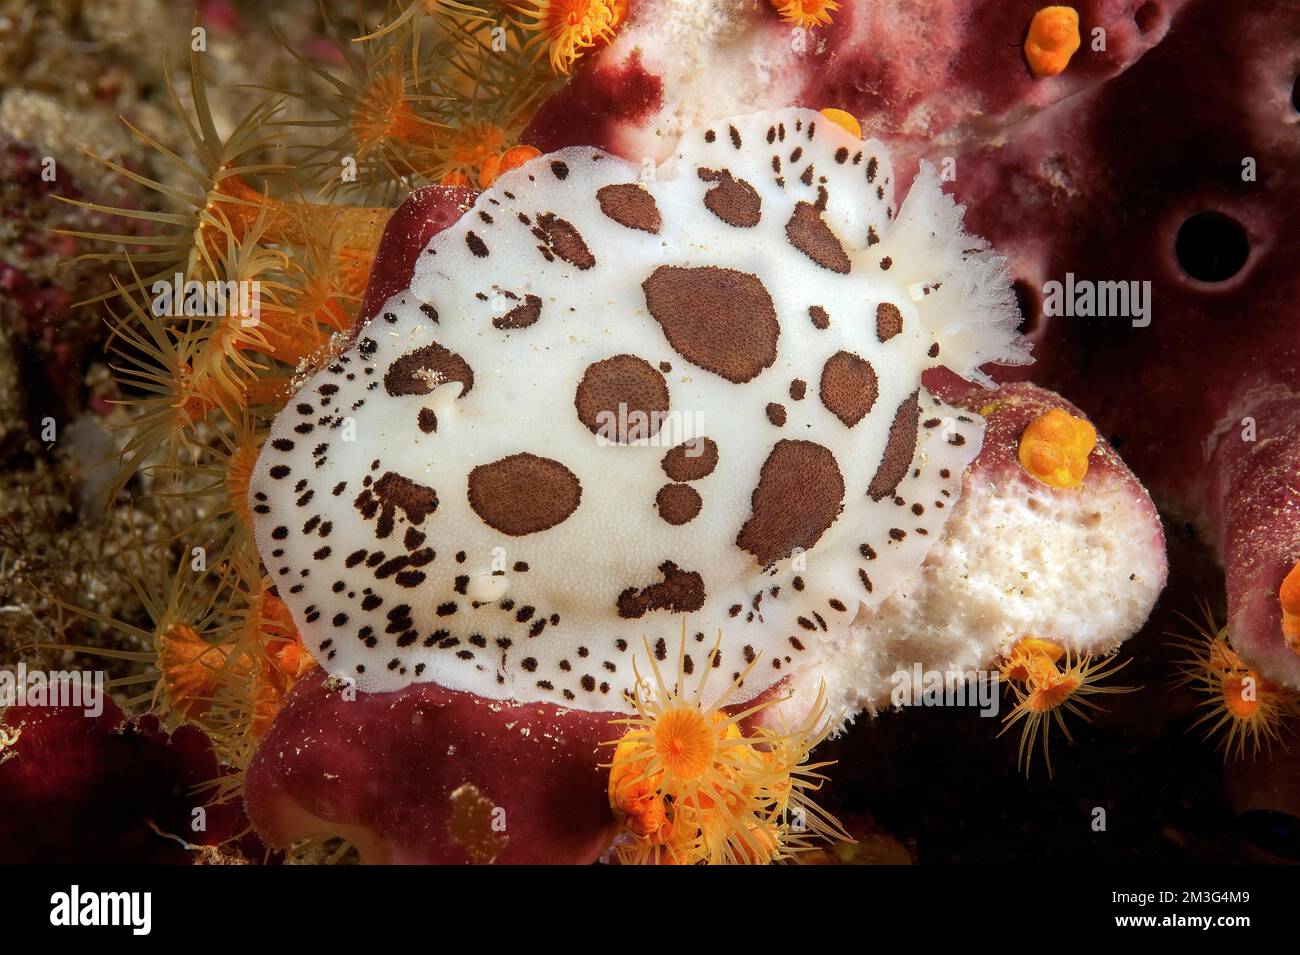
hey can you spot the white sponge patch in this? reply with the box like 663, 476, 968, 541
778, 470, 1165, 729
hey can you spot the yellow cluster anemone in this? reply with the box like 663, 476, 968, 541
1171, 608, 1300, 760
44, 528, 313, 766
331, 10, 562, 190
46, 1, 581, 863
998, 636, 1135, 776
158, 622, 246, 721
606, 630, 850, 865
159, 566, 316, 754
55, 54, 287, 305
276, 10, 446, 200
771, 0, 842, 30
355, 0, 493, 44
511, 0, 627, 75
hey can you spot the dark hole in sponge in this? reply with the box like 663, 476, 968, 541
1134, 1, 1161, 34
1232, 810, 1300, 862
1292, 74, 1300, 113
1175, 210, 1249, 283
1011, 279, 1039, 335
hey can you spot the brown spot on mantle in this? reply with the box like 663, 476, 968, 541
617, 561, 706, 618
867, 391, 921, 501
642, 265, 779, 384
737, 439, 845, 568
596, 183, 661, 233
786, 201, 851, 273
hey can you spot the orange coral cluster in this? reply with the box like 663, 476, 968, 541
1025, 5, 1082, 78
1018, 407, 1097, 489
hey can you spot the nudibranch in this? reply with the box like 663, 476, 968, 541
248, 106, 1030, 717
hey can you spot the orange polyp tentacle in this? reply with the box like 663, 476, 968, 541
1000, 636, 1067, 682
174, 374, 217, 427
190, 327, 270, 411
352, 67, 442, 156
1023, 660, 1082, 713
242, 374, 295, 410
252, 262, 356, 365
442, 121, 509, 187
317, 296, 354, 333
183, 301, 330, 416
354, 0, 492, 44
160, 623, 247, 720
244, 315, 320, 367
606, 631, 848, 865
225, 439, 260, 528
1208, 639, 1243, 674
260, 593, 296, 636
208, 176, 393, 262
178, 178, 378, 395
261, 304, 341, 364
653, 707, 716, 780
1222, 675, 1261, 720
249, 590, 313, 740
1000, 647, 1134, 776
391, 113, 441, 154
1172, 608, 1300, 759
334, 248, 377, 300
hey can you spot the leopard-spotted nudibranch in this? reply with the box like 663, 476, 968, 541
248, 107, 1029, 715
